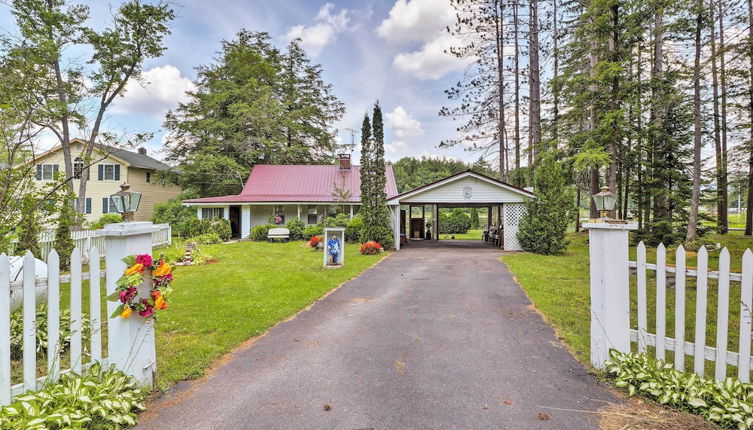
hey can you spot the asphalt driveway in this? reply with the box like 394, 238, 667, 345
137, 241, 618, 430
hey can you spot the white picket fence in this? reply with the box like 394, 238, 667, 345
628, 243, 753, 382
0, 221, 160, 405
8, 224, 171, 263
0, 249, 105, 404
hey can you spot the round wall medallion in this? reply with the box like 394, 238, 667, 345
463, 186, 473, 199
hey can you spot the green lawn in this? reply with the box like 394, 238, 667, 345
502, 231, 753, 376
13, 240, 386, 391
439, 229, 484, 240
152, 240, 387, 390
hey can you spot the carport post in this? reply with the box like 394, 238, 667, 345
584, 222, 637, 369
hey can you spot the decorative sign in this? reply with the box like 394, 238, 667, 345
463, 186, 473, 199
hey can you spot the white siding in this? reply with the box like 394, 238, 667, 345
399, 176, 529, 204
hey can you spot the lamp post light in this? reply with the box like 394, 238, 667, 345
592, 185, 617, 220
110, 183, 142, 222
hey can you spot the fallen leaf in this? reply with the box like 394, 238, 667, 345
395, 360, 405, 374
538, 412, 550, 421
500, 399, 512, 406
323, 404, 332, 411
482, 404, 489, 410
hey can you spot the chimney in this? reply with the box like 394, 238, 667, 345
338, 153, 351, 170
138, 147, 147, 155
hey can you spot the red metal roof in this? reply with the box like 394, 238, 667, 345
184, 165, 398, 204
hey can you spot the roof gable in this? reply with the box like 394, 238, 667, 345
387, 170, 534, 204
33, 139, 174, 172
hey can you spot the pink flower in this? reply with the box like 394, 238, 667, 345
119, 290, 128, 303
135, 254, 153, 267
138, 298, 154, 318
120, 287, 138, 303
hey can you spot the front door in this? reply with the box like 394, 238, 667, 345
228, 206, 241, 238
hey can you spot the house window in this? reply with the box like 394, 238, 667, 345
73, 157, 84, 179
36, 164, 59, 181
98, 164, 121, 181
273, 205, 285, 224
146, 171, 152, 183
76, 198, 92, 214
102, 197, 114, 214
201, 208, 224, 220
307, 205, 318, 224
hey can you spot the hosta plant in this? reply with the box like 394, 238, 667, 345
0, 363, 146, 429
10, 306, 91, 360
606, 349, 753, 429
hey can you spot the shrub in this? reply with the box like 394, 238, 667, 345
439, 209, 471, 234
89, 213, 123, 230
606, 350, 753, 429
189, 233, 222, 245
0, 362, 146, 429
179, 218, 214, 238
251, 224, 274, 241
308, 235, 323, 249
517, 154, 575, 254
152, 197, 196, 234
303, 224, 323, 240
209, 219, 232, 241
322, 213, 349, 228
286, 219, 305, 241
15, 194, 40, 256
360, 241, 383, 255
345, 216, 364, 242
54, 202, 75, 270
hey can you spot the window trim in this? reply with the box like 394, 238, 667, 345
37, 164, 59, 181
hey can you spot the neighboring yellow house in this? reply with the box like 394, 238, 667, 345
32, 139, 181, 222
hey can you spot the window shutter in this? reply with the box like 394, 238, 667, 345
102, 197, 108, 213
53, 165, 59, 177
98, 165, 104, 180
86, 198, 92, 214
36, 165, 42, 180
114, 165, 120, 181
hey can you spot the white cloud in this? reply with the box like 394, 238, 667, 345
392, 33, 468, 80
386, 106, 423, 139
113, 65, 194, 119
377, 0, 454, 43
285, 3, 349, 57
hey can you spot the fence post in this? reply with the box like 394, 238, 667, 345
584, 221, 637, 369
104, 221, 161, 387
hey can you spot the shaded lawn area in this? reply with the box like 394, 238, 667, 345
152, 240, 387, 390
502, 231, 753, 377
439, 229, 484, 240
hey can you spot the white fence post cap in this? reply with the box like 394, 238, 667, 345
101, 222, 160, 237
583, 222, 638, 230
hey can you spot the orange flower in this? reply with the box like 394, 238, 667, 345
120, 307, 132, 319
160, 301, 167, 310
154, 295, 165, 310
153, 262, 171, 277
125, 263, 144, 275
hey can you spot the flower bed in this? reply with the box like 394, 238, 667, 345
360, 241, 383, 255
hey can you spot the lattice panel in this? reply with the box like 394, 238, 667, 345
503, 203, 526, 251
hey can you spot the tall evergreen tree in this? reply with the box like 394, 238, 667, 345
359, 104, 394, 249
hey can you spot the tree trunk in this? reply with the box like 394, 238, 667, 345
496, 0, 507, 181
552, 0, 559, 142
687, 3, 703, 243
514, 0, 521, 171
710, 0, 723, 232
51, 60, 73, 193
590, 168, 600, 219
607, 2, 619, 193
718, 0, 729, 233
746, 0, 753, 235
528, 0, 541, 169
651, 4, 668, 220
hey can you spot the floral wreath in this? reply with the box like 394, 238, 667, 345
108, 254, 173, 320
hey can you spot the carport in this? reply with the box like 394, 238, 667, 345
387, 170, 535, 251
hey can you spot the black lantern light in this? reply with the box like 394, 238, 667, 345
110, 183, 142, 222
592, 186, 616, 219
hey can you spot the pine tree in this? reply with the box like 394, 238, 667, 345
470, 207, 481, 229
359, 113, 372, 231
359, 103, 394, 249
55, 200, 75, 270
517, 153, 574, 254
16, 194, 41, 256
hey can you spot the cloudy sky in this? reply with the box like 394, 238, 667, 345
2, 0, 482, 164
